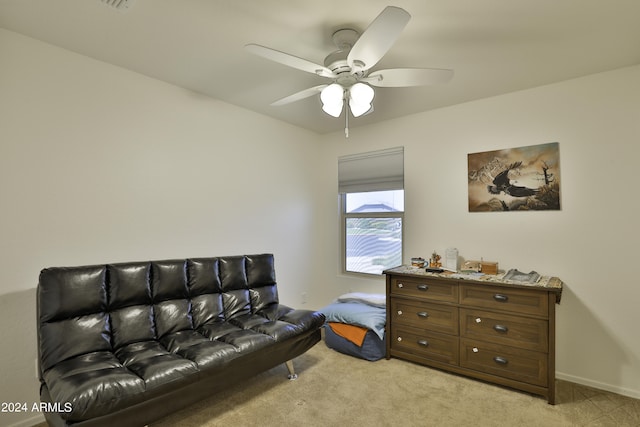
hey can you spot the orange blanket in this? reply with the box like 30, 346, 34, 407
328, 322, 368, 347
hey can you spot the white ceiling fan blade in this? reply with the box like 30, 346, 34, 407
245, 44, 336, 78
347, 6, 410, 72
363, 68, 454, 87
271, 85, 328, 106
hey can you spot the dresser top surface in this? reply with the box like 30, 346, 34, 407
384, 265, 563, 302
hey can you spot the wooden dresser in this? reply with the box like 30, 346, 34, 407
384, 266, 562, 404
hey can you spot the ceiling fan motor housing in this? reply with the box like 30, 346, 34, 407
324, 28, 364, 77
324, 50, 350, 74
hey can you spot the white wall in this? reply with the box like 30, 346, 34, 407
315, 64, 640, 399
0, 28, 321, 427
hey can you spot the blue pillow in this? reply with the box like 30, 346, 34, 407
336, 292, 386, 309
319, 302, 386, 340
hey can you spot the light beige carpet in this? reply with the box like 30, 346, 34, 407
147, 340, 640, 427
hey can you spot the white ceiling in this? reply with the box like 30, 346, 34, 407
1, 0, 639, 134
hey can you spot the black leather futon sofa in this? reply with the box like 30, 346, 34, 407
36, 254, 325, 426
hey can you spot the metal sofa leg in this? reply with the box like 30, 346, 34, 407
285, 359, 298, 380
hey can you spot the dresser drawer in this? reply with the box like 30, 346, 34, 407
460, 339, 547, 386
459, 284, 548, 317
390, 277, 458, 303
391, 299, 458, 335
460, 308, 548, 351
391, 325, 459, 365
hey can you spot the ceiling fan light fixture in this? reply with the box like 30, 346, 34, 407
322, 102, 343, 118
245, 6, 454, 133
349, 101, 372, 118
321, 83, 345, 117
348, 82, 374, 117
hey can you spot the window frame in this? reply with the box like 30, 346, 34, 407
340, 192, 404, 277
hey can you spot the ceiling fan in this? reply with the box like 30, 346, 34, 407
245, 6, 453, 131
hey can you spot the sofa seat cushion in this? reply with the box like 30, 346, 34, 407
230, 310, 327, 342
276, 309, 327, 332
227, 313, 301, 342
257, 305, 326, 330
197, 321, 275, 353
114, 341, 198, 389
160, 330, 239, 369
42, 351, 146, 422
229, 313, 272, 329
249, 320, 301, 341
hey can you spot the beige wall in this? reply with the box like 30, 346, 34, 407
315, 64, 640, 399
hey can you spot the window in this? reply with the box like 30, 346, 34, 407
342, 190, 404, 275
339, 147, 404, 276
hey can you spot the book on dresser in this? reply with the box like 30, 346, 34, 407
383, 265, 563, 404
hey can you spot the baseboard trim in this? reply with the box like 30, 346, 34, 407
7, 412, 45, 427
556, 371, 640, 399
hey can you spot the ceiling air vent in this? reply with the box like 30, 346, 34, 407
100, 0, 136, 11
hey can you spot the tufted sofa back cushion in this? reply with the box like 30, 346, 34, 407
247, 254, 278, 313
38, 254, 280, 373
151, 260, 192, 339
108, 262, 154, 349
38, 265, 110, 373
187, 258, 223, 329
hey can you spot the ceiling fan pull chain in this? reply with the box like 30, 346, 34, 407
345, 107, 349, 138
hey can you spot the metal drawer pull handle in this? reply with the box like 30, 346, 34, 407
493, 356, 508, 365
417, 311, 429, 318
417, 284, 429, 291
493, 294, 509, 302
397, 283, 404, 288
417, 340, 429, 347
494, 325, 508, 333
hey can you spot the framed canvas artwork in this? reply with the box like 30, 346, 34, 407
468, 142, 560, 212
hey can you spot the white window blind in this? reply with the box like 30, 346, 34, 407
338, 147, 404, 193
